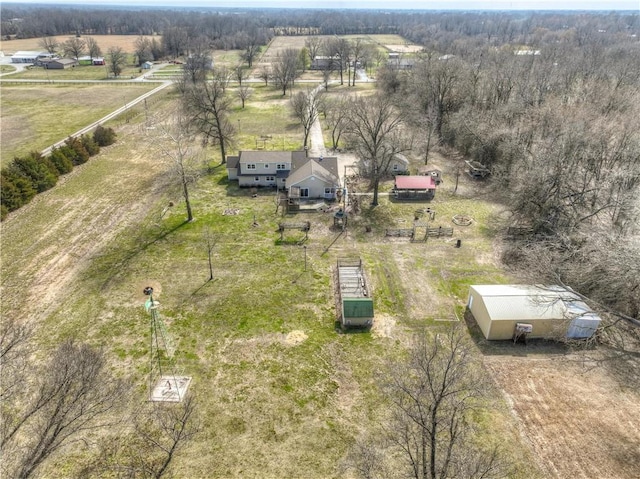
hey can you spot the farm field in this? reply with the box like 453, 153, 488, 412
2, 34, 639, 479
0, 83, 160, 165
485, 353, 640, 479
0, 34, 159, 55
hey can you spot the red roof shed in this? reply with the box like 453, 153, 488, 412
395, 175, 436, 190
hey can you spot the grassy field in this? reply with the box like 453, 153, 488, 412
1, 80, 537, 477
2, 34, 638, 479
0, 83, 159, 165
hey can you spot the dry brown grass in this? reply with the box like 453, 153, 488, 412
0, 35, 159, 55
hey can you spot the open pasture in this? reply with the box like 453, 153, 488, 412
0, 83, 159, 165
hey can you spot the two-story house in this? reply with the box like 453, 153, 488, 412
226, 151, 341, 200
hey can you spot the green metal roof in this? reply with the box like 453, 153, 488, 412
342, 298, 374, 318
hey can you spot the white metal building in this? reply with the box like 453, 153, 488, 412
11, 51, 46, 63
467, 285, 601, 340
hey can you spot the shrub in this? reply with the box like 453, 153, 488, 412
81, 134, 100, 156
49, 147, 74, 175
64, 137, 90, 165
93, 125, 117, 147
1, 168, 37, 212
12, 152, 59, 193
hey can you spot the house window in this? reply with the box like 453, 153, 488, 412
325, 188, 332, 194
300, 188, 309, 198
246, 164, 256, 170
277, 164, 287, 170
264, 164, 269, 169
265, 176, 275, 182
393, 163, 399, 171
254, 177, 260, 182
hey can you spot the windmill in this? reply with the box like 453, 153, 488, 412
143, 286, 191, 402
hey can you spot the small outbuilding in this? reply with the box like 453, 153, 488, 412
47, 58, 78, 69
467, 285, 601, 341
393, 175, 436, 200
336, 258, 374, 329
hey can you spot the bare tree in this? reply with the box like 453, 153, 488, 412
411, 55, 465, 141
340, 433, 390, 479
258, 66, 270, 86
345, 94, 408, 206
0, 317, 33, 404
305, 37, 323, 66
323, 93, 349, 150
382, 327, 505, 479
237, 85, 252, 109
2, 340, 127, 479
125, 395, 200, 479
290, 88, 321, 150
181, 76, 235, 165
38, 36, 58, 55
155, 111, 205, 222
62, 36, 85, 60
272, 48, 300, 96
326, 37, 350, 86
134, 35, 154, 66
162, 26, 189, 59
80, 395, 200, 479
234, 66, 247, 86
349, 38, 367, 86
321, 59, 334, 90
107, 46, 127, 77
85, 36, 102, 60
241, 32, 262, 68
212, 65, 231, 91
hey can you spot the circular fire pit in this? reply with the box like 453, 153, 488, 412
452, 214, 473, 226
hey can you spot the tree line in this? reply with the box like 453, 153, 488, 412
2, 5, 636, 49
0, 126, 116, 220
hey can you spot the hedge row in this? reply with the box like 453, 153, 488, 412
1, 126, 117, 221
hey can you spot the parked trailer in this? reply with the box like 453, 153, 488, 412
336, 258, 374, 329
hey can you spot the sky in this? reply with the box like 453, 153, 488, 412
4, 0, 639, 10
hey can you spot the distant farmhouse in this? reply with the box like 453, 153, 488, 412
310, 55, 339, 70
387, 52, 416, 70
226, 151, 341, 200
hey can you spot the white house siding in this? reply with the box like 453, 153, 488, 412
227, 168, 238, 181
238, 176, 277, 188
